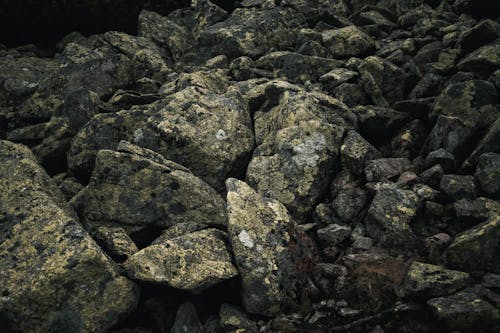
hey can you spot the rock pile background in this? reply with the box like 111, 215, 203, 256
1, 0, 500, 332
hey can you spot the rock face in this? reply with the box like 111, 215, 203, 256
445, 216, 500, 272
74, 142, 227, 232
321, 26, 375, 58
124, 228, 238, 290
2, 0, 500, 332
226, 178, 314, 316
400, 261, 470, 298
0, 140, 138, 333
366, 187, 421, 250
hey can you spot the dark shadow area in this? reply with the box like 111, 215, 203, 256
0, 0, 191, 49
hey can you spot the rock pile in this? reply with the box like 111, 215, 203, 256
1, 0, 499, 332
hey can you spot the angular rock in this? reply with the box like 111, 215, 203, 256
74, 142, 227, 232
331, 183, 367, 223
0, 140, 138, 332
440, 174, 478, 200
138, 9, 193, 60
170, 302, 204, 333
254, 51, 344, 83
458, 43, 500, 75
93, 227, 139, 262
463, 117, 500, 169
124, 229, 238, 290
0, 54, 58, 106
198, 7, 305, 58
400, 261, 470, 298
366, 187, 421, 250
454, 197, 500, 222
67, 106, 151, 180
340, 129, 381, 176
317, 224, 352, 246
459, 19, 500, 51
431, 80, 498, 129
321, 25, 375, 58
428, 288, 500, 331
151, 221, 210, 245
364, 158, 414, 182
253, 89, 353, 145
219, 304, 258, 333
425, 148, 455, 172
420, 164, 444, 188
247, 120, 344, 221
319, 68, 359, 90
226, 178, 315, 316
138, 86, 255, 191
446, 215, 500, 272
358, 56, 405, 104
70, 86, 255, 191
474, 153, 500, 195
423, 115, 474, 159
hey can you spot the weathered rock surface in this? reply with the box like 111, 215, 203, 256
400, 261, 470, 298
0, 140, 138, 333
226, 178, 314, 316
124, 228, 238, 290
74, 142, 227, 232
445, 216, 500, 272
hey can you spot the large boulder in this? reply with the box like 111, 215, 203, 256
445, 215, 500, 272
321, 25, 375, 58
137, 86, 255, 191
123, 228, 238, 290
198, 7, 306, 59
68, 86, 254, 191
428, 288, 500, 331
225, 178, 315, 316
400, 261, 470, 299
431, 80, 498, 129
366, 186, 422, 251
247, 120, 344, 221
73, 141, 227, 233
0, 140, 138, 332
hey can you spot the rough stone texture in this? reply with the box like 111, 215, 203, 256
366, 187, 421, 250
138, 86, 255, 191
226, 178, 314, 316
321, 25, 375, 58
400, 261, 470, 298
445, 216, 500, 272
428, 288, 500, 331
124, 228, 238, 290
254, 51, 344, 83
458, 43, 500, 75
198, 7, 306, 59
440, 174, 478, 200
93, 227, 139, 262
340, 130, 381, 176
474, 152, 500, 195
247, 120, 344, 222
74, 142, 227, 233
364, 158, 414, 182
431, 80, 498, 129
317, 224, 352, 246
0, 140, 138, 333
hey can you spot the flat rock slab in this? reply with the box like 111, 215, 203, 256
0, 140, 138, 333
